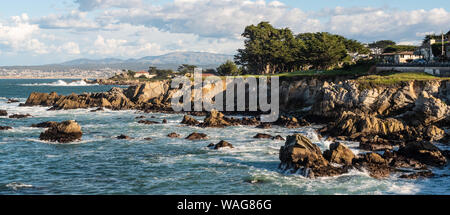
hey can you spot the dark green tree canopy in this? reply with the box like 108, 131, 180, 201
177, 64, 197, 75
235, 22, 373, 74
217, 60, 242, 76
368, 40, 396, 49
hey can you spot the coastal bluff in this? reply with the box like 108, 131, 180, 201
22, 78, 450, 145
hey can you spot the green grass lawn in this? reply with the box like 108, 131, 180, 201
357, 72, 450, 85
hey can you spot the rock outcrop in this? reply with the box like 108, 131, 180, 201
397, 142, 447, 166
39, 120, 82, 143
353, 152, 391, 178
186, 132, 208, 140
181, 115, 199, 126
0, 110, 7, 116
279, 134, 348, 178
199, 110, 232, 128
211, 140, 234, 149
323, 142, 355, 165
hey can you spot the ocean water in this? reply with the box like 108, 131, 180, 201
0, 79, 449, 195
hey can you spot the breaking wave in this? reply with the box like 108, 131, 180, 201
20, 80, 98, 87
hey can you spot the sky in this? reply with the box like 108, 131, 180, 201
0, 0, 449, 66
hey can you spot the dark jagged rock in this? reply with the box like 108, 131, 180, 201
117, 134, 132, 140
359, 141, 394, 151
168, 132, 181, 138
181, 115, 199, 126
253, 133, 273, 139
9, 114, 32, 119
7, 99, 20, 103
213, 140, 234, 149
144, 137, 153, 141
90, 107, 104, 112
275, 116, 310, 128
353, 152, 391, 178
138, 120, 159, 125
400, 170, 434, 179
397, 141, 447, 167
239, 117, 260, 126
207, 143, 215, 147
39, 120, 82, 143
31, 121, 58, 128
186, 132, 208, 140
135, 115, 146, 119
323, 142, 355, 165
279, 134, 348, 178
0, 126, 12, 130
199, 110, 232, 128
272, 135, 285, 141
162, 119, 168, 124
0, 110, 7, 116
256, 123, 272, 129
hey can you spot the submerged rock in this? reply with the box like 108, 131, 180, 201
39, 120, 82, 143
323, 142, 355, 166
117, 134, 132, 140
272, 135, 285, 141
167, 132, 181, 138
7, 98, 19, 103
400, 171, 434, 179
181, 115, 199, 126
186, 132, 208, 140
256, 123, 272, 129
138, 120, 159, 125
31, 121, 58, 128
0, 110, 8, 116
9, 114, 32, 119
0, 126, 12, 130
253, 133, 273, 139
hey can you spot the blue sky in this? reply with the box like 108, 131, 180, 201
1, 0, 449, 66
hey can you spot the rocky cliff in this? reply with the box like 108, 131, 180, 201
23, 77, 450, 144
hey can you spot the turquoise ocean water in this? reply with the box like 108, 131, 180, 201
0, 79, 449, 194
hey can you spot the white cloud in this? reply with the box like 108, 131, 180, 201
75, 0, 143, 11
0, 13, 48, 54
36, 10, 99, 30
59, 42, 81, 55
2, 1, 450, 65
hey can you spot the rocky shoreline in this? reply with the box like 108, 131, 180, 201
14, 77, 450, 179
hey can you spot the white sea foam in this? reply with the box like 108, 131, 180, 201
6, 182, 33, 190
387, 183, 420, 194
19, 80, 98, 87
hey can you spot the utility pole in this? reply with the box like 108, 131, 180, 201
442, 30, 445, 57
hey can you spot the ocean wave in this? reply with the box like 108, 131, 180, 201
19, 80, 98, 87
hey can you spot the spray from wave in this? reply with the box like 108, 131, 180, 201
20, 80, 98, 87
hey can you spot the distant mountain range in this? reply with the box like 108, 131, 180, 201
1, 52, 235, 72
60, 52, 234, 68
